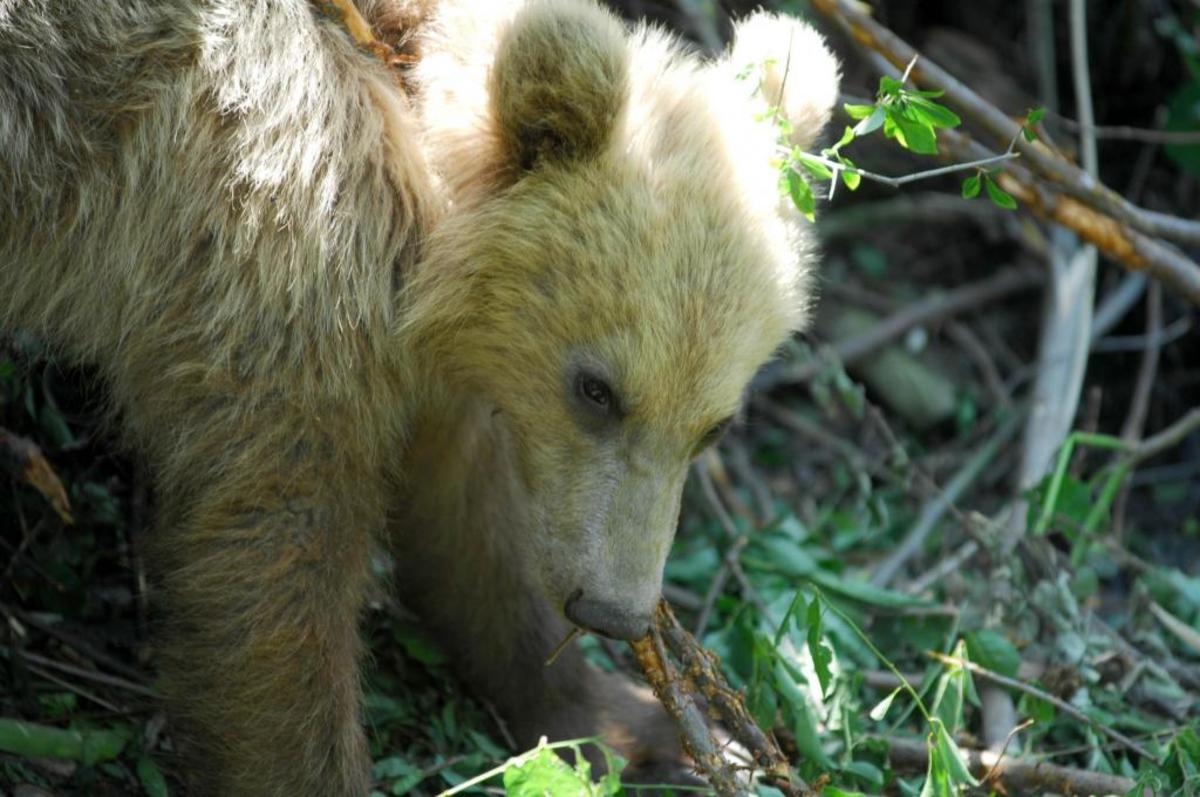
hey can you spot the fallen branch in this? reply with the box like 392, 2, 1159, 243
996, 172, 1200, 305
633, 601, 812, 797
884, 736, 1141, 796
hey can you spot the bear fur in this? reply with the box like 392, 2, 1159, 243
0, 0, 839, 794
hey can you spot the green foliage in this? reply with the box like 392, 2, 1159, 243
432, 738, 624, 797
767, 62, 1041, 218
503, 745, 621, 797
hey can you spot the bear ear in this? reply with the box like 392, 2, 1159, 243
489, 0, 628, 172
724, 13, 841, 151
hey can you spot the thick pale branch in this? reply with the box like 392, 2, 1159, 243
996, 172, 1200, 306
884, 736, 1142, 796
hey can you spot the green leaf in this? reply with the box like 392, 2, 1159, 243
807, 598, 834, 697
844, 103, 876, 120
773, 660, 836, 770
796, 152, 834, 181
906, 97, 961, 129
916, 733, 953, 797
869, 687, 903, 721
983, 174, 1017, 209
785, 169, 816, 221
503, 747, 593, 797
965, 630, 1020, 678
835, 125, 856, 149
961, 174, 980, 199
930, 655, 966, 736
137, 756, 170, 797
852, 105, 887, 137
932, 720, 979, 787
878, 76, 904, 98
840, 166, 862, 190
889, 111, 939, 155
809, 569, 928, 609
1026, 107, 1046, 125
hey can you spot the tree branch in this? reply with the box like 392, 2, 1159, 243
809, 0, 1200, 305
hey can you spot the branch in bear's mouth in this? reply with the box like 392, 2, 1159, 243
632, 600, 812, 797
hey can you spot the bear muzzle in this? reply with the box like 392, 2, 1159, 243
564, 588, 652, 641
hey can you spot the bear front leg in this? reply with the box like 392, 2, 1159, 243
146, 431, 382, 797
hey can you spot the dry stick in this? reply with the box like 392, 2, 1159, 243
927, 651, 1154, 760
0, 602, 148, 685
2, 648, 157, 699
884, 736, 1140, 796
1125, 405, 1200, 468
810, 0, 1200, 249
777, 267, 1041, 384
630, 623, 747, 797
808, 0, 1200, 305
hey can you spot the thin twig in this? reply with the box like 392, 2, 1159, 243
797, 150, 1020, 191
1052, 115, 1200, 145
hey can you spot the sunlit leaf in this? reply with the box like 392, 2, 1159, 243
983, 174, 1017, 209
785, 169, 815, 221
906, 97, 961, 128
807, 597, 834, 697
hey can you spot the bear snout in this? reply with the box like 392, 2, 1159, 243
564, 588, 652, 641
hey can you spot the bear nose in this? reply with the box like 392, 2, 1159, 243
563, 589, 651, 641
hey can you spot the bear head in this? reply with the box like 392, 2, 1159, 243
407, 0, 839, 640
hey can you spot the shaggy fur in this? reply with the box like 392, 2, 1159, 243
0, 0, 838, 793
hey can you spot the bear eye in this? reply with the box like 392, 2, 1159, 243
576, 373, 615, 413
698, 416, 734, 451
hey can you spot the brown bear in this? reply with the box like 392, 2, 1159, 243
0, 0, 839, 794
